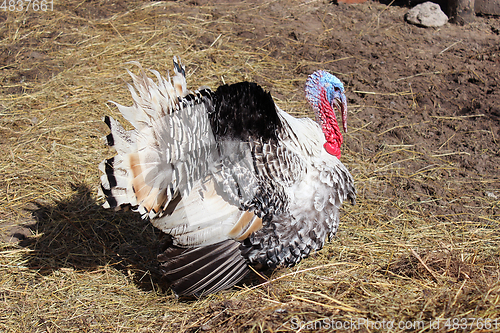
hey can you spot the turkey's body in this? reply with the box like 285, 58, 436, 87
99, 60, 356, 296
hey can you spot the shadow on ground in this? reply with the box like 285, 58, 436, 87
1, 183, 269, 299
19, 183, 165, 292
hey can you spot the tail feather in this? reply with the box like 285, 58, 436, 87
99, 58, 217, 221
172, 55, 187, 96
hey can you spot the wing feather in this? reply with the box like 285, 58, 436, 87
158, 238, 249, 296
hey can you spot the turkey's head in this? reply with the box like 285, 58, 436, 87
305, 70, 347, 159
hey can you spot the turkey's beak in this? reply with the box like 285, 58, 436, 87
334, 93, 348, 133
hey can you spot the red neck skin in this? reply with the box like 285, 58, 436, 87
318, 89, 343, 158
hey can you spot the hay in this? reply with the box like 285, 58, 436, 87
1, 0, 499, 332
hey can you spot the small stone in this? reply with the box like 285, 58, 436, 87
405, 2, 448, 27
485, 191, 498, 199
275, 308, 288, 313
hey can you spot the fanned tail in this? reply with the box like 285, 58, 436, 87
98, 58, 217, 220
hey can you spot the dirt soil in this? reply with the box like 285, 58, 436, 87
0, 0, 499, 332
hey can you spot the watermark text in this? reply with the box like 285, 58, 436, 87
290, 317, 499, 331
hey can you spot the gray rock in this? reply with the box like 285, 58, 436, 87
405, 2, 448, 27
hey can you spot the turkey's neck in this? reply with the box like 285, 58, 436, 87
316, 89, 343, 158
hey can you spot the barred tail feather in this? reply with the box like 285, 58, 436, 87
99, 59, 217, 221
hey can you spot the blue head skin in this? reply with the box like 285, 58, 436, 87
305, 70, 348, 133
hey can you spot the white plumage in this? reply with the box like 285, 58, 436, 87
99, 58, 355, 296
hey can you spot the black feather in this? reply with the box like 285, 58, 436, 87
101, 157, 118, 208
103, 116, 114, 146
100, 184, 117, 208
208, 82, 282, 143
158, 238, 250, 296
104, 157, 117, 188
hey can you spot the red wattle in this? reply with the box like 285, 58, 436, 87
319, 89, 343, 158
324, 142, 341, 159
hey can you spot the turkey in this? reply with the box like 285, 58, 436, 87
99, 58, 356, 296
